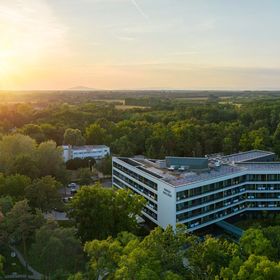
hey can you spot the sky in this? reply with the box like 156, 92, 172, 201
0, 0, 280, 90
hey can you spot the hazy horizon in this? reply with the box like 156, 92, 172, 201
1, 0, 280, 90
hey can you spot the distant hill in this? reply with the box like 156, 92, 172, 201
68, 86, 98, 91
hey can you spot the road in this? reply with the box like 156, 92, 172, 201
6, 246, 43, 280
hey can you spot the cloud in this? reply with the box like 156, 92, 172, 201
130, 0, 149, 20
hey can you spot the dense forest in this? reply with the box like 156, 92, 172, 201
1, 94, 280, 279
0, 97, 280, 158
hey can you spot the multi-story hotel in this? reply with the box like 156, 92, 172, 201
112, 150, 280, 231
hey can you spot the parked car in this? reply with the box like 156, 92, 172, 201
68, 182, 78, 188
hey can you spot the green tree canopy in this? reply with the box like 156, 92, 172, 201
0, 134, 36, 173
68, 184, 145, 241
187, 235, 240, 280
240, 228, 275, 258
0, 195, 14, 215
63, 128, 86, 146
25, 176, 63, 212
4, 199, 45, 273
85, 124, 107, 145
71, 226, 190, 280
0, 174, 31, 200
30, 220, 84, 276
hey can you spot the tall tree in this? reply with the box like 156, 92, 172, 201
85, 124, 107, 145
187, 235, 240, 280
63, 128, 86, 146
10, 154, 40, 179
0, 174, 31, 200
30, 220, 84, 276
72, 226, 190, 280
36, 141, 67, 182
25, 176, 62, 212
221, 255, 280, 280
0, 195, 14, 215
0, 134, 36, 173
240, 228, 275, 259
68, 184, 145, 241
20, 124, 46, 143
0, 255, 4, 278
5, 200, 44, 275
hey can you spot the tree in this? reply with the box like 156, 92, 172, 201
36, 141, 67, 182
10, 154, 40, 179
84, 235, 125, 279
273, 123, 280, 156
30, 220, 84, 276
115, 226, 189, 280
263, 226, 280, 260
63, 128, 86, 146
0, 174, 31, 200
187, 235, 240, 280
76, 168, 93, 185
40, 123, 64, 145
0, 255, 4, 278
66, 158, 96, 171
111, 136, 136, 156
0, 134, 36, 174
240, 228, 275, 258
68, 272, 84, 280
5, 200, 44, 275
0, 195, 14, 215
68, 184, 145, 241
240, 128, 271, 151
85, 124, 107, 145
20, 124, 46, 143
221, 255, 280, 280
0, 134, 67, 181
96, 156, 112, 176
74, 226, 190, 280
25, 176, 63, 212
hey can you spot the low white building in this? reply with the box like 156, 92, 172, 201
62, 145, 110, 162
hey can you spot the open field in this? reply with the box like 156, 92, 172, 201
115, 104, 149, 110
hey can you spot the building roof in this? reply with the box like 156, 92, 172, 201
63, 145, 109, 150
115, 150, 279, 187
222, 150, 275, 163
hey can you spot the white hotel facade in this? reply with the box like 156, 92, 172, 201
112, 150, 280, 231
62, 145, 110, 162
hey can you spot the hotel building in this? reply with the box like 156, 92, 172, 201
112, 150, 280, 231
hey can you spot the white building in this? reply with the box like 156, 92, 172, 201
112, 150, 280, 231
62, 145, 110, 162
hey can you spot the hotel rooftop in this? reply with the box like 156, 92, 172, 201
117, 150, 276, 187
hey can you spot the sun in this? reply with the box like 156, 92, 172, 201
0, 0, 67, 89
0, 47, 16, 74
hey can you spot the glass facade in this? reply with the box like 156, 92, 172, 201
112, 160, 158, 221
176, 176, 280, 229
113, 157, 280, 231
176, 175, 247, 201
113, 162, 158, 190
